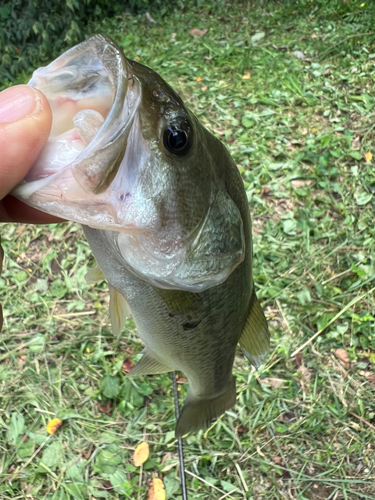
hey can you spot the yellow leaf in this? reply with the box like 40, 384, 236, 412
311, 127, 318, 133
46, 418, 63, 435
196, 76, 202, 82
365, 152, 372, 162
360, 3, 365, 6
148, 477, 166, 500
242, 72, 251, 79
133, 442, 149, 466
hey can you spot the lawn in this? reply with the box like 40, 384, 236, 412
1, 1, 375, 499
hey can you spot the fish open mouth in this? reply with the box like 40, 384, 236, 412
13, 35, 141, 231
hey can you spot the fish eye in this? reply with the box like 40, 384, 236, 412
163, 119, 192, 156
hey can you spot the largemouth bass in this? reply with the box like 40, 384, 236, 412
13, 35, 269, 436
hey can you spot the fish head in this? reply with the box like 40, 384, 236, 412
13, 35, 245, 291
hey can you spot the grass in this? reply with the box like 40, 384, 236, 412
1, 0, 375, 498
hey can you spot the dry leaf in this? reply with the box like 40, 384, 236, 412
261, 377, 285, 388
282, 411, 297, 422
294, 353, 303, 366
46, 418, 63, 435
161, 452, 173, 465
293, 50, 305, 59
146, 12, 156, 24
311, 33, 319, 38
17, 354, 27, 369
242, 72, 251, 79
365, 152, 372, 162
98, 401, 112, 415
237, 425, 246, 435
352, 135, 361, 149
335, 348, 350, 368
298, 365, 311, 383
201, 85, 208, 91
161, 461, 178, 472
274, 458, 291, 479
291, 179, 313, 188
360, 371, 375, 385
148, 477, 166, 500
133, 442, 149, 466
189, 28, 208, 37
122, 358, 134, 373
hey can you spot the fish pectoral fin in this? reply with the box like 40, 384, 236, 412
85, 266, 105, 284
175, 376, 236, 438
127, 350, 172, 377
109, 285, 132, 336
85, 267, 131, 336
239, 288, 270, 368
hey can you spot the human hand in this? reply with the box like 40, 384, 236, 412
0, 85, 63, 223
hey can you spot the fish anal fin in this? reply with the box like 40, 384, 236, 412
127, 350, 172, 378
175, 376, 236, 438
109, 285, 131, 337
239, 288, 269, 368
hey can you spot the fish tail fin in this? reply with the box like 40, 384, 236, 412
175, 376, 236, 437
239, 287, 269, 368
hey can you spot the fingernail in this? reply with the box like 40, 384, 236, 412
0, 85, 39, 124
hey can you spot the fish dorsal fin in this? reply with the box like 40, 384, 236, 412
109, 285, 131, 337
85, 266, 105, 284
126, 349, 172, 378
239, 289, 269, 368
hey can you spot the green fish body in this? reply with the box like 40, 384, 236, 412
13, 35, 269, 436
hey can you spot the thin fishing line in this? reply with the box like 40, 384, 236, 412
172, 371, 188, 500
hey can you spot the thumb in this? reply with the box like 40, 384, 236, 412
0, 85, 52, 200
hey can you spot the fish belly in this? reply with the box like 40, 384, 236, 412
83, 225, 242, 435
